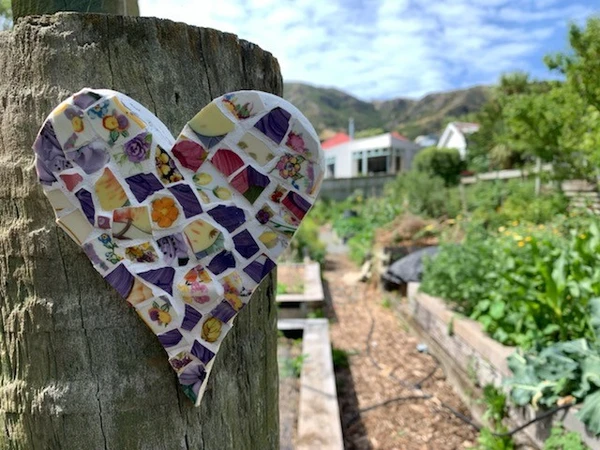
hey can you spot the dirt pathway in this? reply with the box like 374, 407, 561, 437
324, 253, 478, 450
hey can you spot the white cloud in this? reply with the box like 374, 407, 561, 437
138, 0, 593, 100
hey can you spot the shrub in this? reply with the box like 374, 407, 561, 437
421, 220, 600, 348
414, 146, 465, 186
289, 216, 326, 265
385, 171, 461, 219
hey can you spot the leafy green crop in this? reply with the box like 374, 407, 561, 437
543, 424, 587, 450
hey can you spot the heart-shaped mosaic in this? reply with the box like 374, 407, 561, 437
33, 89, 323, 405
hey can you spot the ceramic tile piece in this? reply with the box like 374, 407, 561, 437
104, 264, 135, 298
51, 102, 96, 151
127, 278, 154, 306
177, 265, 220, 310
168, 184, 203, 218
155, 146, 184, 185
269, 185, 287, 204
138, 267, 176, 295
74, 189, 95, 224
112, 206, 152, 241
237, 132, 276, 166
221, 91, 265, 120
125, 242, 159, 263
178, 361, 206, 403
284, 119, 321, 160
157, 233, 190, 267
181, 304, 203, 331
56, 209, 93, 245
158, 328, 184, 349
270, 153, 321, 196
86, 96, 145, 146
111, 132, 154, 177
210, 148, 245, 177
59, 172, 83, 192
253, 107, 291, 144
34, 89, 324, 407
282, 191, 311, 220
232, 229, 260, 259
135, 296, 180, 334
206, 205, 246, 233
207, 250, 236, 275
45, 189, 74, 212
150, 196, 181, 229
34, 121, 72, 185
191, 340, 215, 365
192, 162, 236, 204
230, 166, 270, 204
187, 102, 235, 148
72, 89, 103, 109
95, 168, 130, 210
66, 140, 110, 175
83, 233, 123, 273
243, 253, 276, 283
125, 173, 164, 203
183, 219, 224, 260
172, 137, 208, 172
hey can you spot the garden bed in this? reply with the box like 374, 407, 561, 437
277, 262, 324, 319
406, 283, 600, 449
278, 319, 344, 450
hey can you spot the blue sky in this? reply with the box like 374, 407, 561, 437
139, 0, 597, 100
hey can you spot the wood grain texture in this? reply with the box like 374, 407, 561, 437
12, 0, 140, 20
0, 13, 282, 450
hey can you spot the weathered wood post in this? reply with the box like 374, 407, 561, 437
12, 0, 140, 19
0, 12, 281, 450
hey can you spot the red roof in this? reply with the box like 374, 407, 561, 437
321, 132, 351, 149
391, 131, 409, 141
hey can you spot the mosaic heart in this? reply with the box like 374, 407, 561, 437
33, 89, 323, 405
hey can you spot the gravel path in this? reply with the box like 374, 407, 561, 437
324, 253, 478, 450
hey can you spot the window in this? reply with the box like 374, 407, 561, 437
367, 156, 387, 174
327, 163, 335, 177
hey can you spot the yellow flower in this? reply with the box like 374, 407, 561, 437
194, 173, 213, 186
498, 226, 506, 233
72, 116, 84, 132
202, 317, 223, 343
511, 221, 519, 226
518, 241, 525, 247
424, 224, 435, 231
538, 224, 545, 230
579, 233, 587, 239
151, 197, 180, 228
214, 187, 232, 200
513, 235, 523, 241
102, 115, 119, 131
446, 219, 455, 225
525, 236, 532, 242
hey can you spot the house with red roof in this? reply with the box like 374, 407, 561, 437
322, 131, 420, 178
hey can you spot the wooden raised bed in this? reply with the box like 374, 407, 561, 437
405, 283, 600, 449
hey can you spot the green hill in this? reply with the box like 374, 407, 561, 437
283, 82, 491, 140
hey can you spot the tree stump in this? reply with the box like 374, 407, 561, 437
0, 13, 282, 450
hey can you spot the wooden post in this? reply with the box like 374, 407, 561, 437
535, 157, 542, 197
12, 0, 139, 20
0, 13, 280, 450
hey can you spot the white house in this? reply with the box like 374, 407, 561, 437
322, 131, 421, 179
437, 122, 480, 158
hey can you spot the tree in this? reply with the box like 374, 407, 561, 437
0, 0, 12, 30
12, 0, 139, 20
414, 146, 465, 186
0, 13, 280, 450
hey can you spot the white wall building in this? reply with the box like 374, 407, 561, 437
437, 122, 480, 159
323, 132, 421, 179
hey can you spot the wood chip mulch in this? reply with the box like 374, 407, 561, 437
324, 253, 479, 450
